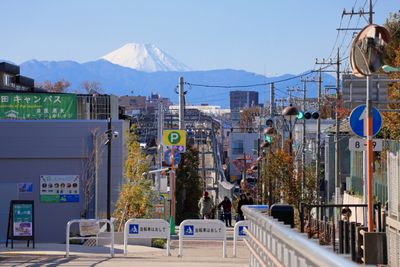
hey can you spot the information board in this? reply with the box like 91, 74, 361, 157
6, 200, 35, 248
40, 175, 79, 203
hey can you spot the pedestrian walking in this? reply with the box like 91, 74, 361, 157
218, 196, 232, 227
198, 191, 214, 219
237, 194, 248, 222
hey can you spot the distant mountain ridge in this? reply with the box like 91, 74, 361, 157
19, 59, 335, 108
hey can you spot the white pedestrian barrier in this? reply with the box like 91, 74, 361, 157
233, 220, 249, 257
179, 219, 226, 258
66, 219, 114, 258
124, 219, 170, 256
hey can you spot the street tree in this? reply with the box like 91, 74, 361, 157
238, 107, 260, 132
175, 146, 203, 224
82, 80, 102, 94
36, 79, 71, 93
381, 12, 400, 139
113, 125, 157, 232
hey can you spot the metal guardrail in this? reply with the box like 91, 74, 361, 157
242, 206, 359, 267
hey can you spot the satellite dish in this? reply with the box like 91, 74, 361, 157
350, 24, 391, 77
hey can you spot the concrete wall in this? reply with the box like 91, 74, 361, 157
0, 120, 127, 243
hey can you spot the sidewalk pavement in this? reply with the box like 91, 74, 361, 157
0, 240, 249, 267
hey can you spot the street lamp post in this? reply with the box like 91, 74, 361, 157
106, 118, 112, 231
105, 117, 119, 231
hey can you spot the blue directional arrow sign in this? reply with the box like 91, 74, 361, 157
164, 149, 181, 166
349, 105, 382, 138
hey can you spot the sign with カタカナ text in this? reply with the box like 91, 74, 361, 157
40, 175, 79, 203
163, 130, 186, 151
6, 200, 35, 248
0, 93, 77, 120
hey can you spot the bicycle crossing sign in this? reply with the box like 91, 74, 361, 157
163, 130, 186, 152
238, 226, 248, 236
129, 224, 139, 234
183, 225, 194, 236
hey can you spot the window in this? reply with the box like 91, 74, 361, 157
232, 140, 244, 155
3, 74, 14, 87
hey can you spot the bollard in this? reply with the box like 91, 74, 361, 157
350, 222, 357, 261
344, 221, 350, 254
338, 220, 344, 254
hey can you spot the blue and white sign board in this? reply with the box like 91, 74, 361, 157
349, 105, 382, 138
179, 219, 227, 258
233, 220, 249, 257
238, 226, 248, 236
129, 224, 139, 234
124, 219, 170, 256
164, 149, 181, 166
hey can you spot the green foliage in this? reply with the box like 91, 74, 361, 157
261, 149, 318, 211
175, 146, 202, 224
151, 238, 167, 249
113, 125, 157, 232
381, 12, 400, 139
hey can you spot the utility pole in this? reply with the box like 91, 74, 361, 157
179, 77, 185, 130
316, 69, 322, 201
156, 101, 164, 191
270, 83, 275, 117
299, 81, 307, 196
315, 56, 340, 205
287, 87, 295, 104
335, 48, 341, 206
202, 146, 206, 190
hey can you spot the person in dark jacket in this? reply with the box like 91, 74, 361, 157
218, 196, 232, 227
246, 192, 254, 205
237, 194, 248, 221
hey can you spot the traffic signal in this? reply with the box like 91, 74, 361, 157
297, 111, 304, 120
264, 134, 272, 143
304, 111, 319, 120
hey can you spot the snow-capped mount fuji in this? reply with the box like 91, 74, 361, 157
101, 43, 191, 72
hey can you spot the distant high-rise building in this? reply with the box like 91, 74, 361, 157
230, 91, 259, 127
229, 91, 259, 111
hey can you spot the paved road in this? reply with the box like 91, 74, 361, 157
0, 240, 249, 267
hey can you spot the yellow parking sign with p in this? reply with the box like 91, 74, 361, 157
163, 130, 186, 147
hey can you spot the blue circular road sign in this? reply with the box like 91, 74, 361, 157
349, 104, 382, 138
164, 149, 181, 166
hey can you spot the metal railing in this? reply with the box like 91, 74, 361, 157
242, 206, 358, 267
299, 203, 382, 252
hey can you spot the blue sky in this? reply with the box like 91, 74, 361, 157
1, 0, 398, 75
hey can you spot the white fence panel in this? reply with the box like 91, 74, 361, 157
66, 219, 114, 258
178, 219, 226, 258
123, 218, 170, 256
